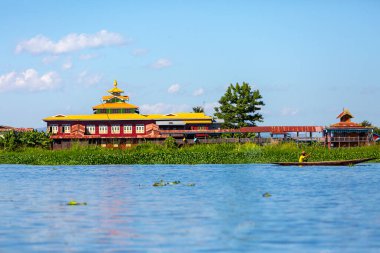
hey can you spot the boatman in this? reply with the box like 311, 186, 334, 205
299, 151, 309, 163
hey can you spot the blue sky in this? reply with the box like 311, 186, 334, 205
1, 0, 379, 128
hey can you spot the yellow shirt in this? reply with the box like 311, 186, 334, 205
299, 155, 307, 163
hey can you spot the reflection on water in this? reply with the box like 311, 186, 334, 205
1, 164, 380, 252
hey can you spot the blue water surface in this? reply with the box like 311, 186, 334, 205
0, 164, 380, 253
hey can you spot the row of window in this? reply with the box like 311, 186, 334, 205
49, 124, 145, 134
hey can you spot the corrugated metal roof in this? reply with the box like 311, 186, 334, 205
240, 126, 323, 133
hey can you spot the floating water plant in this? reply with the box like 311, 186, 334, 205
152, 180, 194, 187
67, 200, 87, 206
262, 192, 272, 198
153, 180, 168, 187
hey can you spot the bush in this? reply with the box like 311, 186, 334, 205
164, 136, 177, 149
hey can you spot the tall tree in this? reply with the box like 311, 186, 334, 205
192, 106, 204, 113
361, 120, 372, 127
214, 82, 264, 128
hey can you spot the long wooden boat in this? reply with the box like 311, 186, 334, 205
273, 158, 376, 166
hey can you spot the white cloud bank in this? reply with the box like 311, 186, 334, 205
77, 71, 103, 86
62, 60, 72, 70
16, 30, 126, 54
204, 102, 218, 115
140, 103, 190, 114
168, 83, 180, 94
281, 107, 299, 116
0, 69, 60, 92
79, 53, 98, 60
193, 88, 204, 96
131, 48, 148, 57
151, 58, 172, 69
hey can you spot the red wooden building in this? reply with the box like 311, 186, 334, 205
43, 81, 213, 149
325, 109, 373, 148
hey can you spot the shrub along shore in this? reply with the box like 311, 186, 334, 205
0, 143, 379, 165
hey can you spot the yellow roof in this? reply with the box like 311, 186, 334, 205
43, 112, 212, 122
107, 80, 124, 94
108, 87, 124, 94
102, 95, 129, 101
92, 102, 138, 109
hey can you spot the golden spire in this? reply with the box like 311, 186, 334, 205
107, 80, 124, 95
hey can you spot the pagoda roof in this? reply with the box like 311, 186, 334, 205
336, 108, 353, 119
102, 95, 129, 101
107, 80, 124, 94
43, 112, 212, 122
330, 122, 363, 128
92, 102, 138, 109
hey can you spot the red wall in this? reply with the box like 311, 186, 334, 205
47, 120, 155, 137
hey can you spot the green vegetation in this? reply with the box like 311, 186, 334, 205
214, 82, 265, 128
0, 142, 379, 165
192, 106, 204, 113
153, 180, 182, 187
0, 130, 51, 151
361, 120, 380, 135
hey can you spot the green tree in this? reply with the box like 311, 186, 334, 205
192, 106, 204, 113
361, 120, 380, 135
214, 82, 264, 128
361, 120, 372, 127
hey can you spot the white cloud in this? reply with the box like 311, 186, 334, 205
204, 102, 218, 115
140, 103, 190, 114
131, 48, 148, 56
42, 55, 59, 64
62, 60, 72, 70
77, 71, 103, 86
79, 53, 98, 60
193, 88, 204, 96
16, 30, 126, 54
0, 69, 60, 92
151, 58, 172, 69
281, 107, 299, 116
168, 83, 180, 94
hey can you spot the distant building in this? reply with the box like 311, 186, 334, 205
0, 125, 33, 137
325, 109, 373, 148
43, 80, 213, 149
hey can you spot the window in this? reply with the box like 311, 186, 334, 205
63, 125, 71, 133
51, 125, 58, 134
111, 125, 120, 134
136, 124, 145, 134
124, 125, 132, 134
99, 125, 108, 134
86, 125, 96, 135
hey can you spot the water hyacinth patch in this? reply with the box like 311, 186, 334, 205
0, 143, 379, 165
152, 180, 195, 187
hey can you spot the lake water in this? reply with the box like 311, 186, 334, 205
1, 164, 380, 253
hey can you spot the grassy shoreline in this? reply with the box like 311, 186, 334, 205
1, 143, 379, 165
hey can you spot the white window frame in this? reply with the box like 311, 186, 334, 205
111, 125, 120, 134
86, 125, 96, 135
51, 125, 58, 134
124, 125, 132, 134
99, 125, 108, 134
136, 124, 145, 134
63, 125, 71, 134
